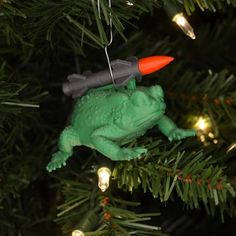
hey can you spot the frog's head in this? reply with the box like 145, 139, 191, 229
118, 85, 166, 129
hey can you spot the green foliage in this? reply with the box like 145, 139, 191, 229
158, 67, 236, 143
3, 0, 235, 56
182, 0, 236, 14
109, 15, 236, 73
0, 51, 55, 236
1, 0, 162, 54
113, 138, 236, 218
0, 62, 50, 197
1, 0, 236, 235
55, 173, 165, 235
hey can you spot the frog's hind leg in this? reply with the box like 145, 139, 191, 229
46, 126, 80, 172
91, 125, 147, 161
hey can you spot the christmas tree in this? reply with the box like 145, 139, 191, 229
1, 0, 236, 235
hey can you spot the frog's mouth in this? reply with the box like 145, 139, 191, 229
135, 111, 163, 127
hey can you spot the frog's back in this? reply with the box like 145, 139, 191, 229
71, 89, 114, 130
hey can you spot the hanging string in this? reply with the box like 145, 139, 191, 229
97, 0, 115, 87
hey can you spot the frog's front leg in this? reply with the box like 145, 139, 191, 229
157, 115, 196, 141
46, 126, 80, 172
91, 125, 147, 161
126, 78, 137, 90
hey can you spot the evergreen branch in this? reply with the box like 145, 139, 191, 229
0, 0, 157, 52
0, 62, 55, 232
0, 135, 55, 235
1, 1, 236, 235
112, 138, 236, 217
0, 63, 49, 148
180, 0, 236, 14
186, 17, 236, 72
157, 67, 236, 143
2, 1, 26, 18
56, 174, 165, 235
109, 15, 236, 72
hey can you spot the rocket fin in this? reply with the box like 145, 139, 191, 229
126, 56, 138, 62
82, 70, 92, 76
67, 74, 86, 82
116, 73, 142, 87
111, 59, 132, 69
115, 75, 133, 87
72, 87, 88, 99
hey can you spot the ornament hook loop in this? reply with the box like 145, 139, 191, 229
97, 0, 115, 87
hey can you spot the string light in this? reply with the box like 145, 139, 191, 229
208, 132, 215, 138
172, 13, 196, 40
72, 230, 85, 236
213, 139, 218, 144
192, 115, 219, 145
227, 143, 236, 153
194, 116, 210, 131
164, 1, 196, 40
97, 167, 112, 192
126, 1, 134, 6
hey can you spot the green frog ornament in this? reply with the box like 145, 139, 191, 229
47, 80, 195, 172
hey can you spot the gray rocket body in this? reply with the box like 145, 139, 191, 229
63, 59, 141, 98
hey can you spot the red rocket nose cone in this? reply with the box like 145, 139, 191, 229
138, 56, 174, 75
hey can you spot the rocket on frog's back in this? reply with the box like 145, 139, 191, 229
63, 55, 174, 98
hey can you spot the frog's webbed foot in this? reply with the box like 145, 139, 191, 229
117, 147, 147, 161
46, 151, 69, 172
46, 126, 80, 172
157, 115, 196, 141
168, 128, 196, 141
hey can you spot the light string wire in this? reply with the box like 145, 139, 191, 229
97, 0, 116, 87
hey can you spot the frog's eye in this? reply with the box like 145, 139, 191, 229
149, 85, 164, 99
131, 91, 151, 106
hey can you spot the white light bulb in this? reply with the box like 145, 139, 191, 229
72, 229, 85, 236
227, 143, 236, 153
97, 167, 111, 192
126, 1, 134, 6
194, 117, 210, 131
172, 13, 196, 39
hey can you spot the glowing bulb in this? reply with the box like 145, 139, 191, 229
213, 139, 218, 144
172, 13, 196, 39
126, 1, 134, 6
227, 143, 236, 153
72, 229, 85, 236
194, 117, 210, 131
97, 167, 111, 192
208, 132, 215, 138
